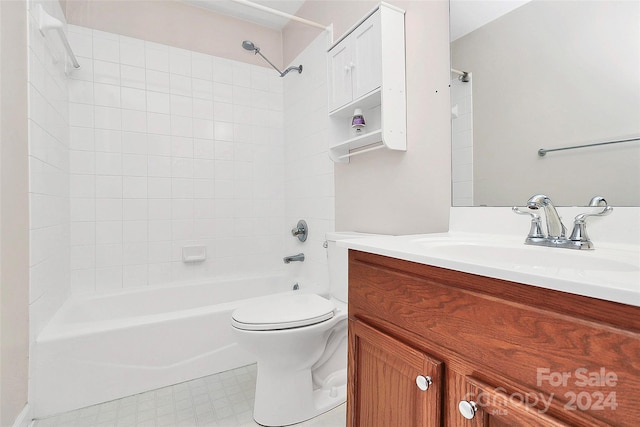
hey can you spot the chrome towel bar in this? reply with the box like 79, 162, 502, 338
538, 136, 639, 156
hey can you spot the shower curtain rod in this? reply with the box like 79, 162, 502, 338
451, 68, 470, 82
229, 0, 329, 30
37, 5, 80, 69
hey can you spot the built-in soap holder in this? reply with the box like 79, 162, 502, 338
182, 246, 206, 263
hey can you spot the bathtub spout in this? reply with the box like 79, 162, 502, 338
283, 253, 305, 263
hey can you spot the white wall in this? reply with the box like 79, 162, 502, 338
66, 26, 287, 293
285, 0, 451, 235
1, 1, 30, 425
283, 32, 334, 294
452, 0, 640, 206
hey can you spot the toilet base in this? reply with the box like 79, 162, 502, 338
230, 298, 349, 426
253, 364, 346, 426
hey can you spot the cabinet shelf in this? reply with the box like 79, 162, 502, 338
329, 129, 384, 161
329, 87, 382, 118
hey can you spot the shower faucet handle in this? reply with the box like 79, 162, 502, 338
291, 220, 308, 242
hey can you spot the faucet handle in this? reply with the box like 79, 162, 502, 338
512, 207, 545, 239
568, 197, 612, 248
291, 219, 308, 242
574, 196, 613, 222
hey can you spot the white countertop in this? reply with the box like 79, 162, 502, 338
340, 232, 640, 307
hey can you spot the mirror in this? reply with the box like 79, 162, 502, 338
450, 0, 640, 207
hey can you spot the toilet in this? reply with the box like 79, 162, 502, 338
231, 232, 375, 426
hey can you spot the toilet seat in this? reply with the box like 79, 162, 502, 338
232, 293, 335, 331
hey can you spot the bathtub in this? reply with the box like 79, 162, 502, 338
31, 275, 293, 418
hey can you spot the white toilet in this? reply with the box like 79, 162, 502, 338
231, 232, 374, 426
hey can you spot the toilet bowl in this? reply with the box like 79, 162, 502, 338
230, 232, 376, 426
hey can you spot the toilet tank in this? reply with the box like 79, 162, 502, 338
326, 232, 381, 303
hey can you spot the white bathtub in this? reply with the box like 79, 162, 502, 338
32, 275, 292, 418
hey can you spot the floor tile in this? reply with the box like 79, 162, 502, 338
33, 364, 346, 427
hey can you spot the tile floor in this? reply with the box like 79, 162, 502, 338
32, 364, 346, 427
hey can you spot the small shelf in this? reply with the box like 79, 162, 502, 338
329, 129, 384, 161
328, 89, 384, 162
329, 87, 382, 118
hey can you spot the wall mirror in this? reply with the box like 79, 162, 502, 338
450, 0, 640, 207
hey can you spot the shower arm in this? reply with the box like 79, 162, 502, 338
253, 49, 302, 77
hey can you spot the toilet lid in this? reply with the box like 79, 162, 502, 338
231, 293, 335, 331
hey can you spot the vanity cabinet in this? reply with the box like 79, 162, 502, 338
456, 375, 572, 427
327, 3, 406, 162
348, 319, 442, 426
347, 250, 640, 427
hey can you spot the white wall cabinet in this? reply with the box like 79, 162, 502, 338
327, 3, 406, 163
328, 10, 381, 111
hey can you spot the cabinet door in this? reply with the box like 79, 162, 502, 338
455, 376, 571, 427
351, 10, 381, 100
328, 39, 354, 112
347, 319, 442, 427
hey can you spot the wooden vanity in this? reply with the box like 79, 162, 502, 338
347, 250, 640, 426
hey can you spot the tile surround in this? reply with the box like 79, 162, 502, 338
282, 33, 334, 295
25, 5, 333, 301
27, 0, 71, 343
65, 25, 291, 293
450, 75, 473, 206
59, 24, 333, 296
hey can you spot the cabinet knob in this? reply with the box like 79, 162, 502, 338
344, 65, 351, 72
415, 375, 432, 391
458, 400, 478, 420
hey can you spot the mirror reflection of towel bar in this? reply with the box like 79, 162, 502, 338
538, 136, 640, 157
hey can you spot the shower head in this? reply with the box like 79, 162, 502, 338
241, 39, 302, 78
242, 40, 257, 52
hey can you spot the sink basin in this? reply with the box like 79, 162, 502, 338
414, 241, 639, 273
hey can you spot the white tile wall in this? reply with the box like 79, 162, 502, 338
28, 9, 334, 300
27, 0, 71, 341
451, 75, 474, 206
283, 33, 334, 295
67, 26, 287, 293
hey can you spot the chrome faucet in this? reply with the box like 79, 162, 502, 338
526, 194, 566, 239
514, 194, 612, 250
283, 253, 305, 263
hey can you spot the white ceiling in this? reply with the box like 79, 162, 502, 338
183, 0, 306, 30
450, 0, 532, 41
